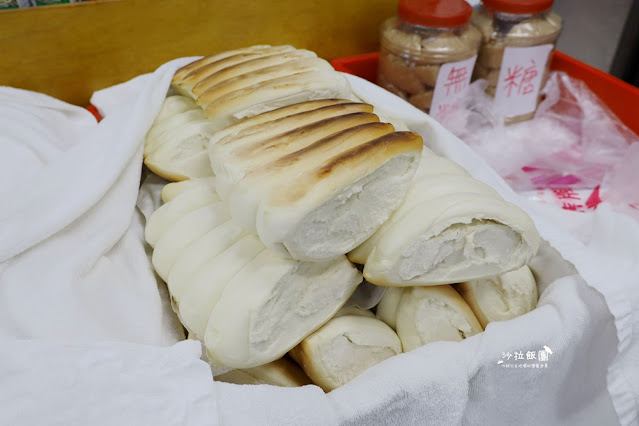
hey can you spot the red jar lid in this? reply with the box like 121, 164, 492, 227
398, 0, 472, 28
482, 0, 554, 14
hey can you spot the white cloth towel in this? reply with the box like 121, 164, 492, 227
0, 62, 636, 425
0, 59, 194, 344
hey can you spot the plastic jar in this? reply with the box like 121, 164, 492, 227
378, 0, 481, 118
472, 0, 562, 123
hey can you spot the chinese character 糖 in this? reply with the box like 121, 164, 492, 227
503, 65, 523, 98
518, 60, 538, 95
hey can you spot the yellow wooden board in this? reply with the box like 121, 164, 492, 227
0, 0, 396, 105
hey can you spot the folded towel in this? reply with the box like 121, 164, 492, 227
0, 59, 195, 344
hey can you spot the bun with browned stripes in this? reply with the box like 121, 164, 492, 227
172, 45, 351, 132
208, 99, 424, 261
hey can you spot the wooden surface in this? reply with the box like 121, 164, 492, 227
0, 0, 397, 106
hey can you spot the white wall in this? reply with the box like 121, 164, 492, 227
553, 0, 632, 71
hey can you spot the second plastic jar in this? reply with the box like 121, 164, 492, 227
472, 0, 562, 123
378, 0, 481, 118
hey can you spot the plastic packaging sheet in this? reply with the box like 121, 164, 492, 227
602, 142, 639, 222
438, 72, 639, 218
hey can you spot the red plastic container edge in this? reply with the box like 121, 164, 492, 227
86, 104, 102, 122
331, 51, 639, 135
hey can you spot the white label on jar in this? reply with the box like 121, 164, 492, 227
430, 55, 477, 120
494, 44, 554, 117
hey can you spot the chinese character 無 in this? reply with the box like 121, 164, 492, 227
444, 66, 469, 96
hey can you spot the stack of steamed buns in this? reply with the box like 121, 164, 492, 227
143, 45, 541, 392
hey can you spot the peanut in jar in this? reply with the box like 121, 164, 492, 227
472, 0, 562, 123
378, 0, 480, 118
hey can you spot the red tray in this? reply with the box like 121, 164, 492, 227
331, 51, 639, 135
